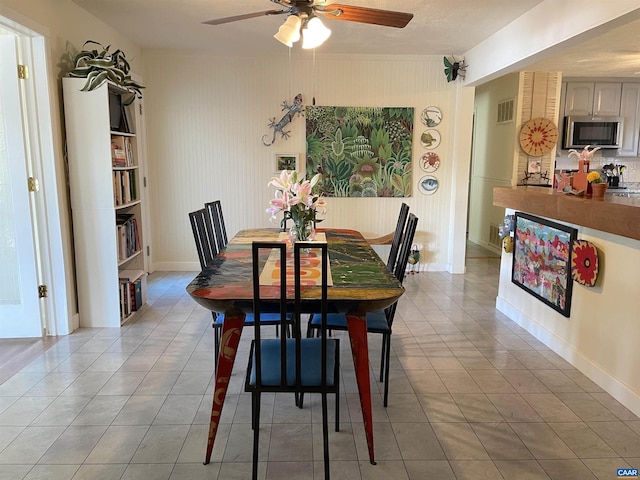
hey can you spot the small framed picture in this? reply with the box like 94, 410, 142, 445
275, 153, 298, 173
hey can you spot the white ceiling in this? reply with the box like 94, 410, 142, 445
73, 0, 640, 78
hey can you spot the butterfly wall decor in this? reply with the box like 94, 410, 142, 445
443, 56, 467, 82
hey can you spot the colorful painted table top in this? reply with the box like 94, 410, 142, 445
187, 228, 404, 315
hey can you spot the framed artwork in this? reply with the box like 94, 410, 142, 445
511, 212, 577, 317
275, 153, 298, 172
305, 106, 414, 197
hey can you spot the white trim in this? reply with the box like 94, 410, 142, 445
496, 296, 640, 418
1, 12, 71, 336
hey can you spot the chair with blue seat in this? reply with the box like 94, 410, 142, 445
188, 208, 289, 371
245, 241, 339, 480
307, 213, 418, 407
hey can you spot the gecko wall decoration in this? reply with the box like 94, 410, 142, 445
262, 93, 303, 146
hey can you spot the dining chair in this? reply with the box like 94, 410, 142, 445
386, 202, 410, 272
307, 213, 418, 407
189, 208, 217, 269
366, 202, 409, 272
204, 200, 228, 252
188, 208, 289, 371
246, 241, 340, 480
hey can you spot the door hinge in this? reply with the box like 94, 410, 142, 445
38, 285, 48, 298
18, 64, 28, 79
139, 104, 143, 115
28, 177, 39, 192
146, 245, 150, 256
143, 176, 147, 187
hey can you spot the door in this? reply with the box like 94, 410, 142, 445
0, 36, 42, 337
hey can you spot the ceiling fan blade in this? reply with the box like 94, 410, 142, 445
203, 9, 286, 25
321, 4, 413, 28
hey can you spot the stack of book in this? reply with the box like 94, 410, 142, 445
118, 270, 144, 321
116, 213, 141, 260
113, 169, 137, 206
111, 136, 135, 167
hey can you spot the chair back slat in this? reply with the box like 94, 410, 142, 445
189, 208, 217, 269
294, 241, 329, 389
394, 213, 418, 284
205, 200, 228, 252
385, 214, 418, 324
387, 203, 410, 272
251, 242, 288, 388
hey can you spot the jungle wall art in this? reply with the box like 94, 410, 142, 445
305, 106, 414, 197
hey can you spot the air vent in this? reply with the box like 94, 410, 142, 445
488, 224, 501, 249
497, 98, 515, 124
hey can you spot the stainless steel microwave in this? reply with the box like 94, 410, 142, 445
563, 116, 623, 149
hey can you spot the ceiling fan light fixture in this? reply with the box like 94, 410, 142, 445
302, 16, 331, 49
274, 15, 302, 47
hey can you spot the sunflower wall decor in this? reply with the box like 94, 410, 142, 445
571, 239, 600, 287
519, 117, 558, 157
305, 106, 414, 197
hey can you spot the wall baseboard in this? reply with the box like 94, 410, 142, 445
496, 296, 640, 418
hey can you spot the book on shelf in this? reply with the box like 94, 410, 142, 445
111, 137, 127, 167
123, 171, 131, 204
116, 214, 140, 260
118, 276, 144, 320
113, 170, 137, 206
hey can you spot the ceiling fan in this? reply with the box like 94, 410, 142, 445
203, 0, 413, 48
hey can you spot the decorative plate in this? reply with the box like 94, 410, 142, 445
519, 117, 559, 156
420, 152, 440, 173
418, 175, 439, 195
571, 239, 599, 287
421, 106, 442, 127
420, 129, 441, 150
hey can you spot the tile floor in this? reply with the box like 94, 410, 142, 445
1, 255, 639, 479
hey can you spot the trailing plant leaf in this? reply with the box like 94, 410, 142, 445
67, 40, 144, 98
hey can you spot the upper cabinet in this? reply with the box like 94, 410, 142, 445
565, 82, 622, 117
619, 83, 640, 157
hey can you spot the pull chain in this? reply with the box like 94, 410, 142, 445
312, 48, 316, 105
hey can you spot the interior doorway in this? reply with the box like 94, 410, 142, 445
0, 10, 70, 337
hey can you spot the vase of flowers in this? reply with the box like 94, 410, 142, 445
267, 170, 327, 243
587, 171, 607, 199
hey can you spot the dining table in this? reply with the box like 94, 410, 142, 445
186, 228, 405, 465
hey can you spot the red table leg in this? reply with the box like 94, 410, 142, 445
204, 312, 244, 464
345, 313, 376, 465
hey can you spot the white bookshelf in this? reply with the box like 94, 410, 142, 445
63, 77, 148, 327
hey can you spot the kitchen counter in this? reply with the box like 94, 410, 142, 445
493, 186, 640, 241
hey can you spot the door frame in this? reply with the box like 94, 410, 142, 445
1, 6, 71, 335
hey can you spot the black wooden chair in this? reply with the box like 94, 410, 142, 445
188, 208, 289, 371
307, 213, 418, 407
366, 202, 409, 272
189, 208, 217, 269
205, 200, 228, 253
246, 241, 339, 480
386, 202, 410, 272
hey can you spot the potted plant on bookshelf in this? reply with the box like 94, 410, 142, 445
68, 40, 144, 101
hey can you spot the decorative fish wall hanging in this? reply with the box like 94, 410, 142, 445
262, 93, 304, 146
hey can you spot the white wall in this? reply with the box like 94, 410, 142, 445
468, 73, 519, 249
497, 211, 640, 417
143, 52, 464, 271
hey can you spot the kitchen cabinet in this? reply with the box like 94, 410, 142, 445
565, 82, 622, 116
619, 83, 640, 157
